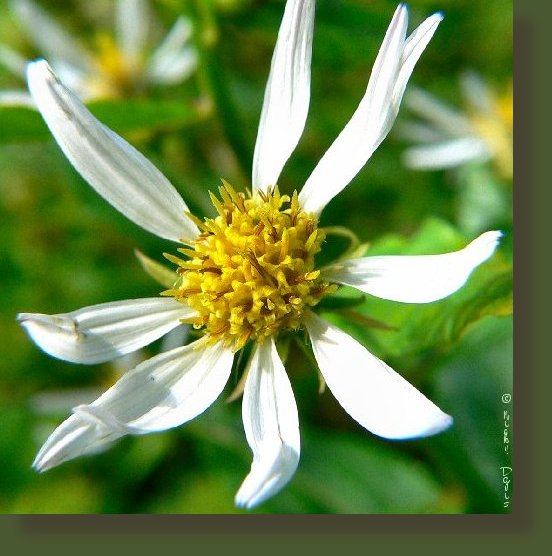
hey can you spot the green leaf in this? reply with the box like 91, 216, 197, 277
0, 99, 204, 144
456, 163, 511, 235
6, 473, 103, 513
289, 428, 453, 513
0, 106, 48, 143
324, 218, 512, 362
88, 99, 204, 135
428, 316, 513, 512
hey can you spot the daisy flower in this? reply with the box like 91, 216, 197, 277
399, 71, 513, 180
0, 0, 197, 106
18, 1, 501, 509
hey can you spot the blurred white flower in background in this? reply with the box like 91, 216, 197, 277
399, 71, 512, 180
0, 0, 197, 106
30, 325, 189, 449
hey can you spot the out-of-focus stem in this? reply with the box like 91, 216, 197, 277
192, 0, 252, 181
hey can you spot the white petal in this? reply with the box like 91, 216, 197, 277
0, 43, 28, 77
147, 17, 197, 85
323, 230, 502, 303
305, 312, 452, 439
148, 47, 197, 86
392, 13, 443, 107
48, 60, 91, 100
235, 338, 300, 509
299, 6, 442, 215
0, 89, 34, 107
33, 411, 123, 472
395, 120, 448, 144
404, 86, 473, 136
115, 0, 150, 65
26, 60, 199, 242
252, 0, 315, 192
12, 0, 91, 72
402, 137, 491, 170
460, 70, 494, 115
33, 339, 234, 471
18, 297, 194, 364
299, 4, 407, 213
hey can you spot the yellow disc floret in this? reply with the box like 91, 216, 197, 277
88, 33, 141, 98
469, 81, 513, 180
164, 181, 336, 350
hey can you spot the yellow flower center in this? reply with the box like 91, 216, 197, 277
165, 182, 336, 350
470, 83, 513, 180
88, 34, 141, 98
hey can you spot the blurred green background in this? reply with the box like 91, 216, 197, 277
0, 0, 512, 514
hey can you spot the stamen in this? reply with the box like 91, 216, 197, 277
166, 184, 335, 349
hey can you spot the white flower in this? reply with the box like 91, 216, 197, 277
398, 71, 513, 179
0, 0, 197, 106
18, 1, 501, 510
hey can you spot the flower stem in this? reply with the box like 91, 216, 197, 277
192, 0, 252, 180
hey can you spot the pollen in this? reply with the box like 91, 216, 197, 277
164, 181, 336, 350
89, 34, 138, 98
469, 83, 513, 180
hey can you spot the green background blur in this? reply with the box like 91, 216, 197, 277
0, 0, 512, 514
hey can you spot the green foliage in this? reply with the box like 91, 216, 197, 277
324, 218, 511, 361
289, 429, 450, 513
0, 99, 203, 143
430, 316, 513, 513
